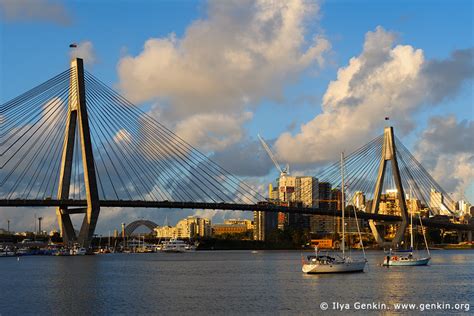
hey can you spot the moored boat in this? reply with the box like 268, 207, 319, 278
382, 187, 431, 267
161, 238, 188, 253
302, 152, 367, 274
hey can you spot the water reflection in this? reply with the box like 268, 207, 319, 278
0, 250, 472, 314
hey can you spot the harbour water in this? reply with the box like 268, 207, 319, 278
1, 250, 472, 314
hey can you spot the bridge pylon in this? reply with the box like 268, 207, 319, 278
369, 126, 409, 248
56, 58, 100, 248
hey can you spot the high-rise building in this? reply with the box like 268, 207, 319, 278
254, 184, 279, 241
253, 209, 278, 241
457, 200, 471, 216
278, 176, 318, 207
352, 191, 366, 210
430, 188, 452, 215
310, 182, 334, 235
277, 176, 317, 230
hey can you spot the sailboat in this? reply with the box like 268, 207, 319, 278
382, 193, 431, 266
302, 153, 367, 274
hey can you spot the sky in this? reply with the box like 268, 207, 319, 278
0, 0, 473, 233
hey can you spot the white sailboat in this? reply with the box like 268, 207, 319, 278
382, 209, 431, 266
302, 153, 367, 274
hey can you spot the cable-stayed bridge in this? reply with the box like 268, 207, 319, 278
1, 58, 472, 247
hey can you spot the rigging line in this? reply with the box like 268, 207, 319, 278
395, 144, 449, 214
86, 79, 234, 203
21, 108, 67, 198
8, 110, 66, 199
1, 84, 70, 157
346, 141, 381, 201
94, 160, 107, 199
103, 94, 249, 203
395, 141, 443, 201
84, 72, 264, 202
1, 69, 71, 113
33, 113, 67, 200
6, 106, 67, 198
72, 127, 77, 200
300, 136, 383, 201
343, 141, 383, 197
1, 71, 71, 124
397, 152, 427, 207
1, 81, 71, 144
395, 137, 454, 203
84, 89, 180, 202
1, 68, 71, 111
315, 135, 384, 181
47, 121, 73, 200
86, 83, 186, 202
358, 144, 385, 202
298, 145, 373, 201
88, 97, 191, 202
85, 96, 149, 201
397, 152, 433, 215
84, 76, 220, 202
396, 147, 439, 212
26, 111, 67, 199
84, 82, 178, 201
86, 112, 120, 200
1, 94, 68, 185
1, 72, 72, 136
36, 105, 71, 199
86, 106, 133, 200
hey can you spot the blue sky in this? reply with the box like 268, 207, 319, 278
1, 0, 473, 232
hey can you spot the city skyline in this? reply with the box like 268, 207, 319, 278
1, 0, 473, 233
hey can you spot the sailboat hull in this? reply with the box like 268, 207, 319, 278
383, 257, 430, 266
302, 260, 366, 274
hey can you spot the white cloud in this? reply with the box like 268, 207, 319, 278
117, 0, 330, 151
275, 26, 473, 164
415, 116, 474, 200
0, 0, 71, 25
175, 112, 253, 152
70, 41, 97, 65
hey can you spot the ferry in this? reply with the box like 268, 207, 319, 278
161, 239, 189, 253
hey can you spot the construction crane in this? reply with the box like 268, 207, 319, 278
257, 134, 289, 178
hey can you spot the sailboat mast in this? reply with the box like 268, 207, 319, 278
341, 152, 345, 257
410, 185, 413, 251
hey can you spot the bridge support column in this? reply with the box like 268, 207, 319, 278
369, 127, 409, 248
56, 58, 100, 248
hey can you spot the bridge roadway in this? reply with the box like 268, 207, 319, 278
1, 199, 472, 231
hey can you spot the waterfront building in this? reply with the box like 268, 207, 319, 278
155, 225, 177, 238
154, 216, 211, 239
212, 224, 248, 236
224, 219, 253, 230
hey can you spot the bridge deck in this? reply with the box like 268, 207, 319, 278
1, 199, 472, 231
